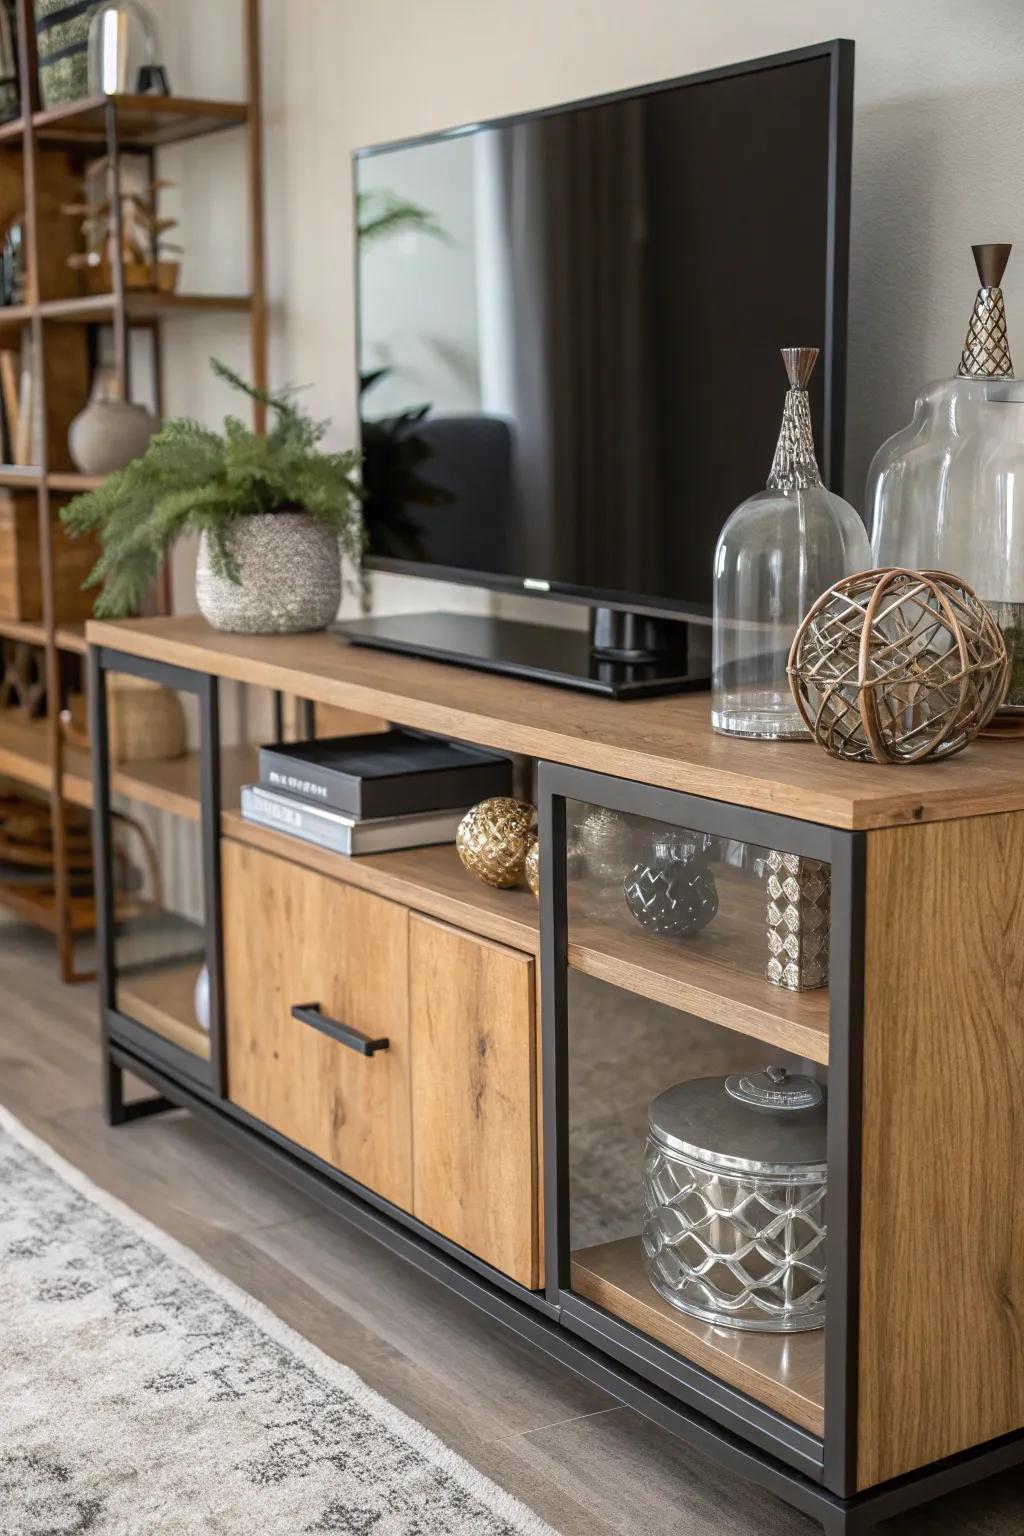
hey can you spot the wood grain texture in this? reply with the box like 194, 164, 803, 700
0, 494, 99, 622
409, 914, 539, 1288
857, 813, 1024, 1489
117, 959, 210, 1060
223, 840, 412, 1210
222, 813, 539, 956
568, 867, 829, 1065
86, 615, 1024, 830
572, 1239, 824, 1435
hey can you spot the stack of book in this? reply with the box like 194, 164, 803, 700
240, 729, 513, 857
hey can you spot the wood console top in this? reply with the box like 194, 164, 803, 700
88, 614, 1024, 830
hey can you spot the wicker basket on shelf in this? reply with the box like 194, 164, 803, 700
62, 676, 187, 764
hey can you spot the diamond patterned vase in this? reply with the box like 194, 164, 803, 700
765, 850, 830, 991
642, 1142, 827, 1332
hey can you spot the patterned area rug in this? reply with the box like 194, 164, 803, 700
0, 1106, 556, 1535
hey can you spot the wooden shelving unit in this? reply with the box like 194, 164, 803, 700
0, 0, 267, 980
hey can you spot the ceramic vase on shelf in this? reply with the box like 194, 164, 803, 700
711, 347, 871, 739
195, 511, 342, 635
68, 371, 157, 475
868, 243, 1024, 717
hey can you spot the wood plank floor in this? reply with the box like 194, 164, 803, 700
2, 915, 1022, 1534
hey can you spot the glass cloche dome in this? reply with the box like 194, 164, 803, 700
711, 347, 872, 739
869, 244, 1024, 714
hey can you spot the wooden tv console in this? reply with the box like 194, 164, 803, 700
86, 614, 1024, 1535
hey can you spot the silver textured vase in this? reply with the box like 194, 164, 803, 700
196, 511, 341, 635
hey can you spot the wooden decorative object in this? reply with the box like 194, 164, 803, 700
0, 641, 45, 716
456, 797, 536, 888
64, 162, 183, 294
788, 568, 1008, 764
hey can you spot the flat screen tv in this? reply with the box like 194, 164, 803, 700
350, 40, 853, 695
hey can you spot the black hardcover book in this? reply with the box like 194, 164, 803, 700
257, 729, 513, 819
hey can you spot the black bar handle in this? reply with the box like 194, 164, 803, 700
290, 1003, 389, 1056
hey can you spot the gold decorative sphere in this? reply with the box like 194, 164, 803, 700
789, 567, 1008, 764
524, 835, 540, 899
456, 798, 536, 888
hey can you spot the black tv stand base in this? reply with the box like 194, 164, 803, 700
336, 610, 709, 699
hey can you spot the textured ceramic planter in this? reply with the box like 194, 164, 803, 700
195, 511, 341, 635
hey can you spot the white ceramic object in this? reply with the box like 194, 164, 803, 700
195, 510, 341, 635
193, 963, 210, 1034
68, 398, 157, 475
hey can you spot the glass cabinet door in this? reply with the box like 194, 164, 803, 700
91, 653, 224, 1093
540, 764, 851, 1475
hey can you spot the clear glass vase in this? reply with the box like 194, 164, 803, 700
711, 348, 871, 739
87, 0, 159, 96
868, 245, 1024, 712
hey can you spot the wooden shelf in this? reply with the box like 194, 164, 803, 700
0, 712, 92, 806
572, 1237, 824, 1437
0, 466, 42, 487
568, 867, 829, 1065
0, 881, 139, 934
37, 292, 252, 323
0, 619, 88, 652
118, 958, 210, 1059
0, 95, 248, 148
0, 711, 256, 819
111, 742, 257, 822
87, 614, 1024, 832
221, 809, 540, 956
48, 473, 104, 494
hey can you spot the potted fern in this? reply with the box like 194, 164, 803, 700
61, 359, 364, 634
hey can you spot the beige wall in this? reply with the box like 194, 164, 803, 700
148, 0, 1024, 622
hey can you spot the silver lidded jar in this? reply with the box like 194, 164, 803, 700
642, 1065, 827, 1332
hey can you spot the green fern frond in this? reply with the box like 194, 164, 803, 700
61, 359, 364, 618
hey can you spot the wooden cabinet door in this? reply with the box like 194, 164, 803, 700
223, 839, 411, 1210
409, 913, 538, 1288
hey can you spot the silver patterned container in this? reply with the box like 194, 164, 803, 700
196, 511, 341, 635
765, 850, 830, 991
642, 1066, 827, 1333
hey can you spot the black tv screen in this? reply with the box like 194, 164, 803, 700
355, 42, 851, 620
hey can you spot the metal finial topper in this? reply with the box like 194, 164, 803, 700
972, 242, 1011, 289
780, 346, 819, 391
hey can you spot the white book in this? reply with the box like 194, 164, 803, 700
240, 784, 467, 856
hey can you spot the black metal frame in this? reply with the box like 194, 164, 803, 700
90, 645, 225, 1116
537, 762, 857, 1485
90, 641, 1024, 1535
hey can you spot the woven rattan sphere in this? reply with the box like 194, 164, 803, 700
456, 797, 536, 887
788, 568, 1008, 764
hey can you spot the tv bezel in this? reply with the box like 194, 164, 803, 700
352, 38, 853, 624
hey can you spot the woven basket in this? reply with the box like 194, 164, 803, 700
64, 677, 187, 764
